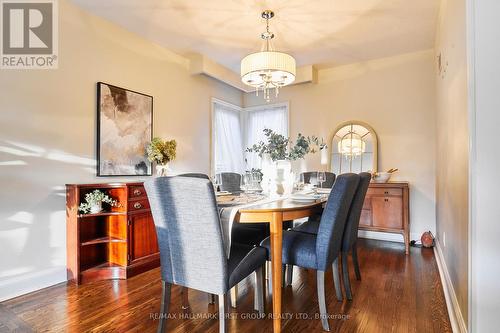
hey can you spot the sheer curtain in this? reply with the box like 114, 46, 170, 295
213, 101, 245, 174
245, 104, 288, 170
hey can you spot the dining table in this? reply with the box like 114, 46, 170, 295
217, 193, 328, 333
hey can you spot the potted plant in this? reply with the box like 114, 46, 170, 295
246, 129, 324, 195
146, 137, 177, 176
78, 190, 119, 214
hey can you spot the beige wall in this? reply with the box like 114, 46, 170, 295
0, 0, 241, 301
434, 0, 469, 325
244, 50, 437, 241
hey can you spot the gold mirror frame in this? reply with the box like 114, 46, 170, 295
329, 120, 378, 174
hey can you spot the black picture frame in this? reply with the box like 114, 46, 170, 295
96, 82, 153, 177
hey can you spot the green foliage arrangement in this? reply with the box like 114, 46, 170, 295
246, 129, 327, 161
146, 137, 177, 165
78, 190, 119, 214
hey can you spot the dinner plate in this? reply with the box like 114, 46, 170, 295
291, 194, 322, 203
215, 191, 231, 196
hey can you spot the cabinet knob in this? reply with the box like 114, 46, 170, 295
133, 189, 142, 196
384, 191, 389, 195
384, 198, 389, 202
134, 202, 142, 209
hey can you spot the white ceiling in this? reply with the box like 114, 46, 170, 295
71, 0, 440, 72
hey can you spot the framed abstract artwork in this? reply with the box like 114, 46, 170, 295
97, 82, 153, 176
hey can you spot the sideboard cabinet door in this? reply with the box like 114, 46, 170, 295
371, 196, 403, 229
129, 213, 159, 263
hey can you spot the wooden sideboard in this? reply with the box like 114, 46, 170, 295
66, 182, 159, 284
359, 182, 410, 254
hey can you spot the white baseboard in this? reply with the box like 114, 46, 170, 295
434, 239, 468, 333
358, 230, 420, 243
0, 266, 67, 302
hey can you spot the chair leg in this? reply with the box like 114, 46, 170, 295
181, 286, 189, 309
157, 281, 171, 333
254, 265, 265, 315
285, 264, 293, 286
342, 252, 353, 300
208, 293, 216, 304
230, 285, 238, 308
316, 271, 330, 332
268, 262, 272, 293
218, 294, 226, 333
281, 265, 286, 287
352, 243, 361, 280
332, 257, 343, 301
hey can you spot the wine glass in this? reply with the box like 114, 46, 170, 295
317, 171, 326, 189
240, 172, 249, 193
213, 174, 221, 192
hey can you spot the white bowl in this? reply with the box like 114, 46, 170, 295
372, 172, 392, 183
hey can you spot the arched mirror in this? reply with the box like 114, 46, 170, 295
330, 121, 378, 174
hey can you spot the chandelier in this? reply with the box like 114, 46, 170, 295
338, 132, 366, 158
241, 10, 296, 102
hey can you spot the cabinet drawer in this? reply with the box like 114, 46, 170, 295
367, 187, 402, 197
371, 196, 403, 229
129, 185, 146, 199
129, 198, 150, 212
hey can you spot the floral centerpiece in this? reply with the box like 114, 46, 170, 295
246, 129, 326, 195
78, 190, 119, 214
146, 137, 177, 176
246, 128, 324, 161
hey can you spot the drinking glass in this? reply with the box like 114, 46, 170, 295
213, 174, 221, 192
317, 171, 326, 188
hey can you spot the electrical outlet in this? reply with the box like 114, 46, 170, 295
443, 232, 446, 247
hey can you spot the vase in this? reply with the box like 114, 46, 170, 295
156, 163, 171, 177
90, 202, 102, 214
275, 160, 293, 195
260, 154, 274, 194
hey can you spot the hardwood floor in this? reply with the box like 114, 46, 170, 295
0, 239, 451, 333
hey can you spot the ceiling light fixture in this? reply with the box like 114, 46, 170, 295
240, 10, 296, 102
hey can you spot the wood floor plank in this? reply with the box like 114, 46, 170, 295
0, 239, 452, 332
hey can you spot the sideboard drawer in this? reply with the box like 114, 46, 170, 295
129, 185, 146, 199
129, 198, 150, 212
367, 187, 403, 197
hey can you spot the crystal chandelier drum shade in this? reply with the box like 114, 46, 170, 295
241, 51, 296, 87
240, 10, 296, 101
338, 133, 366, 157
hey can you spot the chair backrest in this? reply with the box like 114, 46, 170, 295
219, 172, 242, 193
342, 172, 372, 251
301, 171, 336, 188
144, 177, 228, 295
316, 173, 359, 271
178, 173, 209, 179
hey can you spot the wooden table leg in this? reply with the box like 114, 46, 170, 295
269, 212, 283, 333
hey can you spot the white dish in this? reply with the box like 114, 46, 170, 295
291, 194, 322, 203
316, 188, 331, 194
215, 191, 231, 196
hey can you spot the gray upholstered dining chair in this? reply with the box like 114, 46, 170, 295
144, 176, 267, 333
260, 173, 360, 331
301, 171, 336, 188
218, 172, 242, 193
291, 172, 372, 300
178, 172, 210, 179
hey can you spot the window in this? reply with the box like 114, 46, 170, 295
211, 99, 289, 174
212, 99, 245, 174
244, 103, 289, 170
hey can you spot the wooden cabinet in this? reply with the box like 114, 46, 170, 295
359, 182, 410, 254
66, 182, 159, 284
